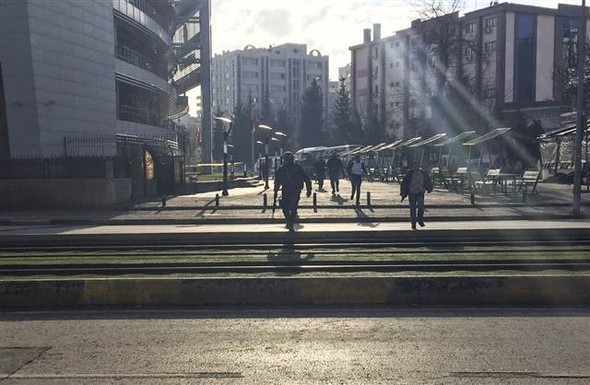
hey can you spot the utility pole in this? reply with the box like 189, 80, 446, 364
574, 0, 587, 217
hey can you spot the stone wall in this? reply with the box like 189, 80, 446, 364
0, 178, 131, 209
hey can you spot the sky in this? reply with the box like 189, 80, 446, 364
188, 0, 581, 113
210, 0, 581, 80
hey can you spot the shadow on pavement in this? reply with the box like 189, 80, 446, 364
354, 208, 379, 228
194, 199, 217, 218
330, 195, 345, 206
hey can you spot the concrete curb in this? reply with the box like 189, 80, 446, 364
1, 275, 589, 308
0, 227, 587, 247
0, 214, 576, 227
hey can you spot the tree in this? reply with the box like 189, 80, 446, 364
299, 78, 324, 148
259, 92, 274, 127
332, 78, 354, 143
230, 98, 253, 165
411, 0, 477, 133
275, 108, 295, 150
212, 108, 225, 162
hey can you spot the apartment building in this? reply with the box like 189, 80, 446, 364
350, 3, 586, 139
211, 44, 329, 123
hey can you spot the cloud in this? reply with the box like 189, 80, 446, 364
256, 9, 293, 37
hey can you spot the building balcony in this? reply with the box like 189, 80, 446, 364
116, 44, 167, 79
113, 0, 172, 46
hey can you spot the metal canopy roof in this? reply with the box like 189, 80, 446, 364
434, 131, 476, 147
462, 127, 511, 146
397, 136, 422, 147
408, 133, 447, 148
376, 139, 404, 151
538, 123, 590, 140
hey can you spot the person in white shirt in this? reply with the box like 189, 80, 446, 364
346, 154, 368, 206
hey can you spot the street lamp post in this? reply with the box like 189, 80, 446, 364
214, 116, 233, 196
258, 124, 273, 189
274, 131, 287, 163
574, 0, 587, 217
271, 137, 280, 175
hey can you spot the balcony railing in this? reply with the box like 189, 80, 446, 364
116, 45, 167, 79
118, 105, 176, 130
125, 0, 174, 33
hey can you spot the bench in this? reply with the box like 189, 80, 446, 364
467, 169, 496, 195
518, 170, 540, 195
453, 167, 469, 191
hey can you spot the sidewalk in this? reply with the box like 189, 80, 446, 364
0, 181, 587, 225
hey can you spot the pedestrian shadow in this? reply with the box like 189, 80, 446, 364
194, 198, 217, 218
267, 243, 315, 276
330, 194, 345, 206
354, 208, 379, 228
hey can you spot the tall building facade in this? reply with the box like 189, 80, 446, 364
0, 0, 210, 205
350, 3, 586, 140
211, 44, 329, 123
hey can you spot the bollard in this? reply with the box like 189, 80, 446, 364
313, 192, 318, 213
243, 164, 247, 177
522, 186, 527, 203
263, 193, 268, 209
470, 191, 475, 205
366, 191, 371, 206
215, 193, 220, 207
161, 196, 166, 207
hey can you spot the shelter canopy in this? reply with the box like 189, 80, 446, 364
434, 131, 476, 147
408, 133, 447, 148
462, 127, 511, 147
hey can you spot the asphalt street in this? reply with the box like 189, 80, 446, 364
0, 308, 589, 384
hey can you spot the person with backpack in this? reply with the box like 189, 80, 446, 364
347, 154, 367, 206
326, 152, 345, 195
274, 151, 312, 231
400, 162, 433, 229
313, 156, 326, 191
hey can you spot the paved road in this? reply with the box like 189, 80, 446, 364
0, 309, 588, 384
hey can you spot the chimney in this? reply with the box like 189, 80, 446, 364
373, 23, 381, 41
363, 28, 371, 44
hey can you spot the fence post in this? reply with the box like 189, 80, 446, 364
366, 191, 371, 206
215, 193, 220, 207
313, 192, 317, 213
263, 193, 268, 209
470, 191, 475, 205
162, 196, 167, 207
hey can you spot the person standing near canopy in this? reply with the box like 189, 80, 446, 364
400, 162, 433, 230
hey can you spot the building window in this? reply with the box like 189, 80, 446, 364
484, 41, 497, 54
373, 46, 379, 59
516, 13, 535, 105
483, 87, 496, 98
242, 58, 258, 66
464, 22, 476, 34
395, 41, 400, 47
464, 46, 475, 61
395, 81, 400, 87
270, 59, 285, 67
243, 71, 259, 79
485, 17, 497, 33
390, 82, 395, 88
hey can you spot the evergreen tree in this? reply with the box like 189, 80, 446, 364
350, 110, 365, 144
275, 109, 294, 150
299, 78, 324, 148
212, 108, 225, 162
332, 78, 353, 143
260, 92, 274, 127
231, 98, 253, 165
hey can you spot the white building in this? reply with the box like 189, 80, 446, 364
211, 44, 329, 123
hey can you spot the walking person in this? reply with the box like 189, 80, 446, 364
400, 162, 433, 230
347, 154, 367, 205
326, 152, 345, 195
274, 152, 312, 232
313, 156, 326, 191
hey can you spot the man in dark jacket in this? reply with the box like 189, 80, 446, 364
400, 162, 433, 229
313, 157, 326, 191
326, 153, 345, 195
274, 151, 312, 231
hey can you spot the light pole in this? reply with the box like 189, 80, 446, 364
574, 0, 587, 217
258, 124, 273, 189
274, 131, 287, 163
214, 116, 233, 196
271, 137, 280, 175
